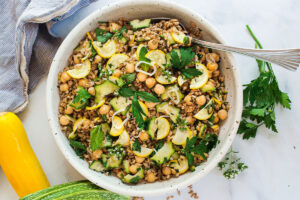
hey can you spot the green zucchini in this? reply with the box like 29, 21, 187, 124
130, 19, 151, 30
95, 80, 119, 103
21, 181, 130, 200
110, 96, 131, 115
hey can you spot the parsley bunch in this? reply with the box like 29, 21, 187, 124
170, 47, 202, 79
237, 25, 291, 139
218, 147, 248, 179
117, 73, 160, 129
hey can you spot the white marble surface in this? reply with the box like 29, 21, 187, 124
1, 0, 300, 199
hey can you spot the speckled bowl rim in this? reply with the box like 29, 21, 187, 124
46, 0, 242, 197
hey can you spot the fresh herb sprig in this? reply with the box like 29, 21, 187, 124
170, 47, 202, 79
218, 147, 248, 179
183, 134, 218, 167
117, 74, 160, 128
237, 25, 291, 139
69, 139, 87, 158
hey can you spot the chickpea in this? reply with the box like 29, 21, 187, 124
145, 102, 157, 109
148, 39, 158, 50
109, 22, 121, 32
212, 70, 220, 77
135, 156, 145, 163
129, 164, 138, 174
64, 105, 73, 115
126, 63, 135, 73
117, 171, 125, 178
139, 131, 149, 141
60, 83, 69, 92
137, 72, 147, 82
186, 116, 195, 125
92, 149, 102, 160
196, 95, 206, 106
99, 105, 111, 115
184, 95, 193, 105
82, 119, 91, 129
73, 55, 80, 64
113, 69, 122, 78
78, 79, 88, 87
210, 52, 220, 62
207, 62, 218, 71
218, 109, 228, 120
94, 55, 102, 64
171, 168, 177, 175
145, 172, 156, 183
162, 167, 172, 176
59, 115, 70, 125
61, 72, 71, 83
154, 84, 165, 95
88, 87, 95, 96
145, 77, 156, 88
213, 114, 219, 124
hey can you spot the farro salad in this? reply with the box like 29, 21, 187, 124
58, 18, 229, 184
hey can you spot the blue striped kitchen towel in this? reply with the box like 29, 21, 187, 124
0, 0, 96, 113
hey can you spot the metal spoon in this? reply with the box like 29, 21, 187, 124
152, 18, 300, 71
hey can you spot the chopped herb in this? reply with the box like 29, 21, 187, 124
135, 91, 160, 103
89, 41, 97, 57
113, 26, 128, 40
117, 84, 160, 128
183, 36, 189, 45
69, 139, 87, 157
183, 134, 218, 167
101, 115, 107, 122
237, 25, 291, 139
90, 126, 105, 151
132, 138, 141, 152
120, 73, 136, 85
170, 47, 202, 79
132, 94, 146, 128
69, 87, 92, 109
218, 147, 248, 179
95, 28, 112, 43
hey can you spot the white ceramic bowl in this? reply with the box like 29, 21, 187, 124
46, 0, 242, 197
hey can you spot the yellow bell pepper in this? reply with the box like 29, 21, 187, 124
0, 112, 50, 197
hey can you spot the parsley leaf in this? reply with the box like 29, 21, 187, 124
132, 138, 141, 152
89, 41, 97, 57
95, 28, 112, 43
118, 85, 160, 128
69, 139, 87, 158
170, 47, 201, 79
118, 86, 136, 97
238, 25, 292, 139
113, 26, 128, 40
120, 73, 136, 84
135, 91, 160, 103
183, 134, 218, 167
69, 87, 92, 109
90, 126, 105, 151
132, 94, 146, 128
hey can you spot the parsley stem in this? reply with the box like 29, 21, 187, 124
246, 25, 263, 49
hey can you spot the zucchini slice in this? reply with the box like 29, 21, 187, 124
95, 80, 119, 103
130, 19, 151, 30
150, 142, 174, 165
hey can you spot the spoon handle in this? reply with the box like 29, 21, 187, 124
192, 38, 300, 71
